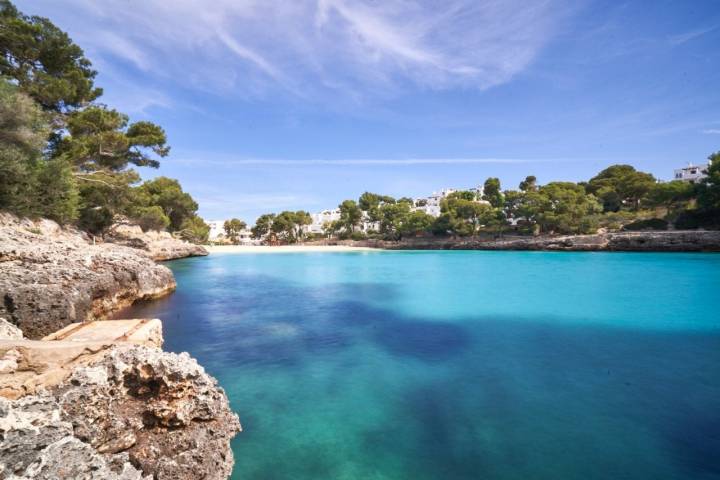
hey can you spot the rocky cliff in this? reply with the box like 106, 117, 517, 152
0, 336, 241, 479
0, 214, 176, 339
106, 220, 208, 261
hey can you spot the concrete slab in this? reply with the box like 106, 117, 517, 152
43, 319, 163, 348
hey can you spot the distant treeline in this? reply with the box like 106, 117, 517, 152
0, 1, 209, 242
248, 159, 720, 244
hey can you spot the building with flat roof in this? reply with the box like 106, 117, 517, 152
674, 163, 709, 183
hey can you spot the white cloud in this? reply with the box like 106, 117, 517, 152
173, 156, 570, 167
19, 0, 571, 99
668, 26, 717, 46
702, 129, 720, 135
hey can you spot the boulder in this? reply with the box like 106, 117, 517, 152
106, 220, 208, 261
0, 214, 176, 339
0, 345, 240, 480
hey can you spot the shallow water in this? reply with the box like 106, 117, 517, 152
117, 251, 720, 480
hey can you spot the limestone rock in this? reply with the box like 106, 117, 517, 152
0, 213, 176, 339
57, 346, 241, 479
106, 220, 208, 261
0, 395, 149, 479
0, 345, 240, 479
0, 318, 23, 340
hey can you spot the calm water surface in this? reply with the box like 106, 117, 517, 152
118, 251, 720, 480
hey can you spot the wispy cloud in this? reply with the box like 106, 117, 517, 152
668, 26, 718, 45
21, 0, 572, 99
702, 129, 720, 135
174, 156, 574, 167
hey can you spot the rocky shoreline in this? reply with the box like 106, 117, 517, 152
0, 214, 208, 339
0, 320, 241, 479
0, 214, 239, 479
311, 230, 720, 252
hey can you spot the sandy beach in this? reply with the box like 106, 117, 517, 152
205, 244, 379, 254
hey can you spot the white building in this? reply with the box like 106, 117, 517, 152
674, 163, 709, 183
412, 185, 486, 217
207, 219, 256, 244
207, 220, 225, 240
307, 209, 342, 234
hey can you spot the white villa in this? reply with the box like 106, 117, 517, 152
301, 185, 489, 235
207, 220, 255, 244
412, 185, 487, 217
674, 163, 709, 183
306, 209, 342, 234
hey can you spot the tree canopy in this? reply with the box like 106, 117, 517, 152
0, 1, 205, 240
0, 0, 101, 111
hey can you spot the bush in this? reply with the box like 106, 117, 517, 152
134, 205, 170, 232
350, 231, 367, 241
78, 206, 113, 234
674, 209, 720, 230
622, 218, 669, 231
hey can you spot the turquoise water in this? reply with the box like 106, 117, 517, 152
118, 251, 720, 479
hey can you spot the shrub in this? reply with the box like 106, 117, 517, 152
622, 218, 669, 231
674, 209, 720, 230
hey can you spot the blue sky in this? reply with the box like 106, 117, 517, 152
18, 0, 720, 221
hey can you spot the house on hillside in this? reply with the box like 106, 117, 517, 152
674, 163, 709, 183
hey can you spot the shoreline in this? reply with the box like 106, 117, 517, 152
205, 244, 378, 254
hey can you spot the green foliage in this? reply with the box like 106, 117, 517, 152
674, 208, 720, 230
56, 106, 168, 172
697, 152, 720, 211
447, 190, 476, 201
338, 199, 362, 233
439, 196, 497, 236
358, 192, 395, 221
482, 177, 503, 207
0, 81, 78, 222
377, 201, 411, 239
251, 211, 311, 243
179, 215, 209, 243
350, 231, 367, 241
399, 211, 434, 237
270, 210, 311, 243
0, 2, 193, 235
223, 218, 247, 243
131, 177, 197, 231
251, 213, 275, 239
77, 170, 139, 233
536, 182, 602, 234
622, 218, 669, 231
0, 0, 101, 111
134, 205, 170, 232
646, 180, 695, 211
34, 157, 78, 223
519, 175, 537, 192
587, 165, 656, 211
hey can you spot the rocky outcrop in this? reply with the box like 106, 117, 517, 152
106, 221, 208, 261
357, 230, 720, 252
1, 345, 241, 480
0, 214, 176, 339
0, 318, 23, 341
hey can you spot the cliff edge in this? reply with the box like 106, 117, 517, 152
0, 214, 177, 339
0, 320, 241, 479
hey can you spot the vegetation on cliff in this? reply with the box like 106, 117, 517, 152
0, 0, 209, 241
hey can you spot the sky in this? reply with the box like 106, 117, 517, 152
17, 0, 720, 221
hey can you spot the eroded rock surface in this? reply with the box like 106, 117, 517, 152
0, 214, 176, 339
106, 221, 208, 261
1, 345, 240, 480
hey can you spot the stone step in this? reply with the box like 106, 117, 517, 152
42, 319, 163, 347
